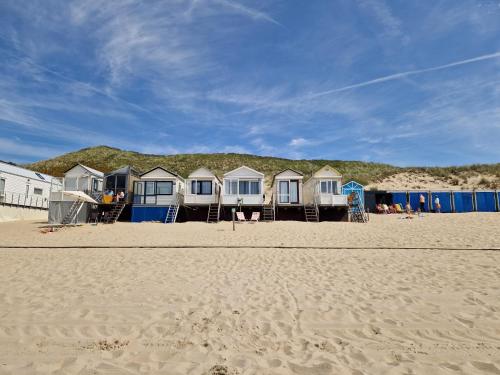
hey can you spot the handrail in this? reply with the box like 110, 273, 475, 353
0, 190, 49, 209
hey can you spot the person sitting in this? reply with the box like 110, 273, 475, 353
117, 190, 125, 202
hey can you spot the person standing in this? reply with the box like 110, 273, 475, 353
419, 193, 426, 212
434, 196, 441, 213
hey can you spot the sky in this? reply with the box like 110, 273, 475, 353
0, 0, 500, 166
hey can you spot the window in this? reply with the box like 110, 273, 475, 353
116, 175, 126, 189
0, 178, 5, 195
225, 179, 238, 195
134, 181, 143, 195
26, 185, 30, 196
106, 177, 115, 190
192, 180, 212, 195
250, 181, 260, 194
145, 181, 155, 195
34, 188, 43, 195
35, 173, 46, 181
320, 180, 338, 194
156, 181, 173, 195
239, 180, 249, 194
92, 178, 99, 192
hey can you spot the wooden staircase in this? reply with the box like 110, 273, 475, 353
304, 203, 319, 222
207, 190, 221, 223
262, 195, 275, 221
207, 202, 220, 223
348, 192, 368, 223
103, 202, 126, 224
61, 200, 85, 225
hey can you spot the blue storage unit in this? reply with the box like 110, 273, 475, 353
475, 191, 496, 212
430, 192, 453, 213
131, 206, 168, 222
390, 191, 408, 207
453, 192, 474, 213
342, 181, 365, 206
409, 192, 429, 212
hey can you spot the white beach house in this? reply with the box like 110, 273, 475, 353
62, 164, 104, 199
272, 169, 304, 206
222, 166, 265, 206
184, 167, 222, 206
303, 165, 347, 206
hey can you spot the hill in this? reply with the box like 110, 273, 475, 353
25, 146, 500, 189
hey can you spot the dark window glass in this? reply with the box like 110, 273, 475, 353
239, 181, 249, 194
250, 181, 260, 194
191, 180, 197, 194
157, 181, 173, 195
116, 175, 126, 189
106, 177, 115, 190
198, 181, 212, 195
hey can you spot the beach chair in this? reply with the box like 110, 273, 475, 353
236, 212, 246, 222
376, 204, 385, 214
382, 204, 390, 214
394, 204, 404, 214
250, 212, 260, 222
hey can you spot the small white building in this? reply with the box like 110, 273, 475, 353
303, 165, 347, 206
272, 169, 303, 205
0, 160, 56, 209
222, 165, 265, 206
62, 164, 104, 197
184, 167, 222, 205
133, 167, 185, 206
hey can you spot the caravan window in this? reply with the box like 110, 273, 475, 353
34, 188, 43, 195
0, 178, 5, 195
250, 181, 260, 194
134, 182, 143, 195
238, 180, 260, 195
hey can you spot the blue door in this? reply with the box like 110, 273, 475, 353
430, 192, 452, 213
475, 192, 496, 212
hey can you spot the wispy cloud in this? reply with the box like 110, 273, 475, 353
212, 0, 283, 26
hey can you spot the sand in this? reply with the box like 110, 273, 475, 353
0, 213, 499, 374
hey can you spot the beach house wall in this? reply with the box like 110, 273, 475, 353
272, 169, 303, 205
342, 181, 365, 207
184, 167, 222, 205
303, 165, 347, 206
222, 166, 264, 206
103, 166, 141, 204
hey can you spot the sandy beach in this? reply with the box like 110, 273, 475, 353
1, 213, 499, 374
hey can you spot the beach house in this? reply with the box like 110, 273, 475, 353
270, 169, 304, 220
103, 166, 141, 204
303, 165, 348, 221
48, 164, 103, 225
184, 168, 222, 222
0, 161, 59, 222
221, 166, 265, 220
131, 167, 185, 223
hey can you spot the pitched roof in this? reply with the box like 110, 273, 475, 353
65, 163, 104, 178
105, 165, 141, 177
0, 161, 54, 183
223, 165, 264, 178
140, 166, 183, 179
271, 168, 304, 185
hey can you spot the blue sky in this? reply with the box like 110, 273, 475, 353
1, 0, 499, 166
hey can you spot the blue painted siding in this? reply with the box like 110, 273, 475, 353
475, 192, 496, 212
391, 192, 407, 207
430, 192, 452, 213
409, 192, 429, 212
131, 206, 168, 222
453, 192, 474, 213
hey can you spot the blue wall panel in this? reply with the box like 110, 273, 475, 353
453, 192, 474, 213
430, 192, 452, 213
131, 206, 168, 222
409, 192, 429, 212
342, 187, 364, 206
391, 192, 407, 207
475, 192, 496, 212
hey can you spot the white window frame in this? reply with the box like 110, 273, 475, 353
320, 180, 338, 194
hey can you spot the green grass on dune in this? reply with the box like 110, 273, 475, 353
24, 146, 500, 187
